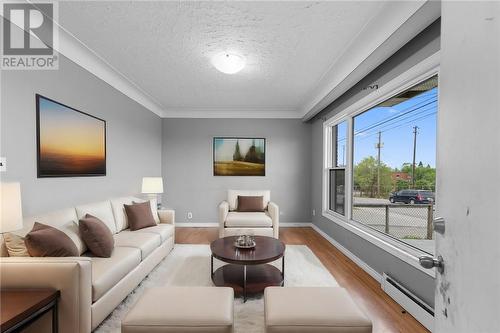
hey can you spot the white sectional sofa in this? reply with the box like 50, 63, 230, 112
0, 196, 175, 333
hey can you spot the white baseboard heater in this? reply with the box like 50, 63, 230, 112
381, 273, 434, 332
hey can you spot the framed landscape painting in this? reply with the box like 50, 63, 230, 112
213, 137, 265, 176
36, 94, 106, 177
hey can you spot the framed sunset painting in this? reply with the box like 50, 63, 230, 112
36, 94, 106, 177
213, 137, 265, 176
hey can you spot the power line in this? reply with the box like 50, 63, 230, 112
353, 93, 438, 135
354, 109, 437, 141
335, 96, 438, 144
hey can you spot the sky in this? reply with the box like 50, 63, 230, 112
337, 87, 437, 169
39, 97, 105, 157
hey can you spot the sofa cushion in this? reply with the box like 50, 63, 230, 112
124, 202, 157, 231
21, 208, 86, 255
25, 222, 79, 257
114, 231, 161, 259
87, 246, 141, 302
225, 212, 273, 227
132, 224, 174, 242
110, 197, 137, 231
76, 201, 117, 234
79, 214, 114, 258
228, 190, 270, 211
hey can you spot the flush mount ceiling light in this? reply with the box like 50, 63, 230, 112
212, 53, 246, 74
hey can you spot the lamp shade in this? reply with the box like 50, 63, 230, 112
141, 177, 163, 194
0, 182, 23, 233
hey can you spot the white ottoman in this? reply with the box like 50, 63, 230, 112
122, 287, 234, 333
265, 287, 372, 333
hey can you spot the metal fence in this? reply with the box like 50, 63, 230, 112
352, 203, 433, 240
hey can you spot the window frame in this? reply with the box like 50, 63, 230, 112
322, 52, 440, 277
326, 120, 348, 216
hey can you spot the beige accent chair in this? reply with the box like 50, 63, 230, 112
219, 190, 279, 239
0, 197, 175, 333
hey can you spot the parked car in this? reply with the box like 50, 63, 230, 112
389, 190, 434, 204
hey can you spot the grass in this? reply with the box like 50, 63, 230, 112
214, 161, 265, 176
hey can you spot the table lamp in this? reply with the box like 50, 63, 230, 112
141, 177, 163, 209
0, 182, 23, 234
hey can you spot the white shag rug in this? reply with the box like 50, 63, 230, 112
95, 244, 338, 333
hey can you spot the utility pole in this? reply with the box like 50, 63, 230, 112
376, 131, 383, 197
412, 126, 419, 188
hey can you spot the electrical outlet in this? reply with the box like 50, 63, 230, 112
187, 212, 193, 220
0, 157, 6, 172
312, 209, 316, 216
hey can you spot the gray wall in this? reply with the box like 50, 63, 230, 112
0, 55, 162, 217
162, 118, 311, 224
309, 20, 440, 306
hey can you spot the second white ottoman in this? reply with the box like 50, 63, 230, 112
265, 287, 372, 333
122, 287, 234, 333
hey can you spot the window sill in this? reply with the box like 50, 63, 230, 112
322, 210, 436, 278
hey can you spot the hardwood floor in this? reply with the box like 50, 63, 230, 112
175, 227, 429, 333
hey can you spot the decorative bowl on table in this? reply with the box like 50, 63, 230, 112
234, 235, 256, 249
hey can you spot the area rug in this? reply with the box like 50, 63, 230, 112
95, 244, 338, 333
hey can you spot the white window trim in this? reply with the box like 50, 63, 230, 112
322, 52, 440, 277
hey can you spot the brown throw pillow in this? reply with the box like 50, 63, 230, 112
25, 222, 79, 257
124, 201, 157, 231
237, 196, 265, 212
79, 214, 114, 258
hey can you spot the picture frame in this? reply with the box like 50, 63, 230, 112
213, 137, 266, 176
36, 94, 106, 178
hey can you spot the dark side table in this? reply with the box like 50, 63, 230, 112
0, 289, 60, 333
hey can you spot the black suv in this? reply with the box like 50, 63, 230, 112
389, 190, 434, 204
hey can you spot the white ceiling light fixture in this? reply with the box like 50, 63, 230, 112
212, 52, 246, 74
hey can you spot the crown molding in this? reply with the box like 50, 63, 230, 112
301, 0, 441, 121
11, 0, 166, 117
13, 1, 440, 120
162, 106, 301, 119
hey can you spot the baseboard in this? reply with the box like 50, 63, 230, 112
176, 222, 312, 228
176, 222, 219, 227
281, 222, 312, 227
310, 224, 382, 283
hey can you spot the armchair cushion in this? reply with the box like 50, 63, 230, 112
225, 212, 273, 227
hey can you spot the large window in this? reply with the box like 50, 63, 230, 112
324, 75, 438, 256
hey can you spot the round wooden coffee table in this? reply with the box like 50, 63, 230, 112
210, 236, 285, 302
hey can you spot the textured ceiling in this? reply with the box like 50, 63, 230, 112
59, 1, 385, 116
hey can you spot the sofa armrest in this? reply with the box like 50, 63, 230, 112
158, 209, 175, 225
0, 257, 92, 333
268, 201, 280, 239
219, 201, 230, 237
